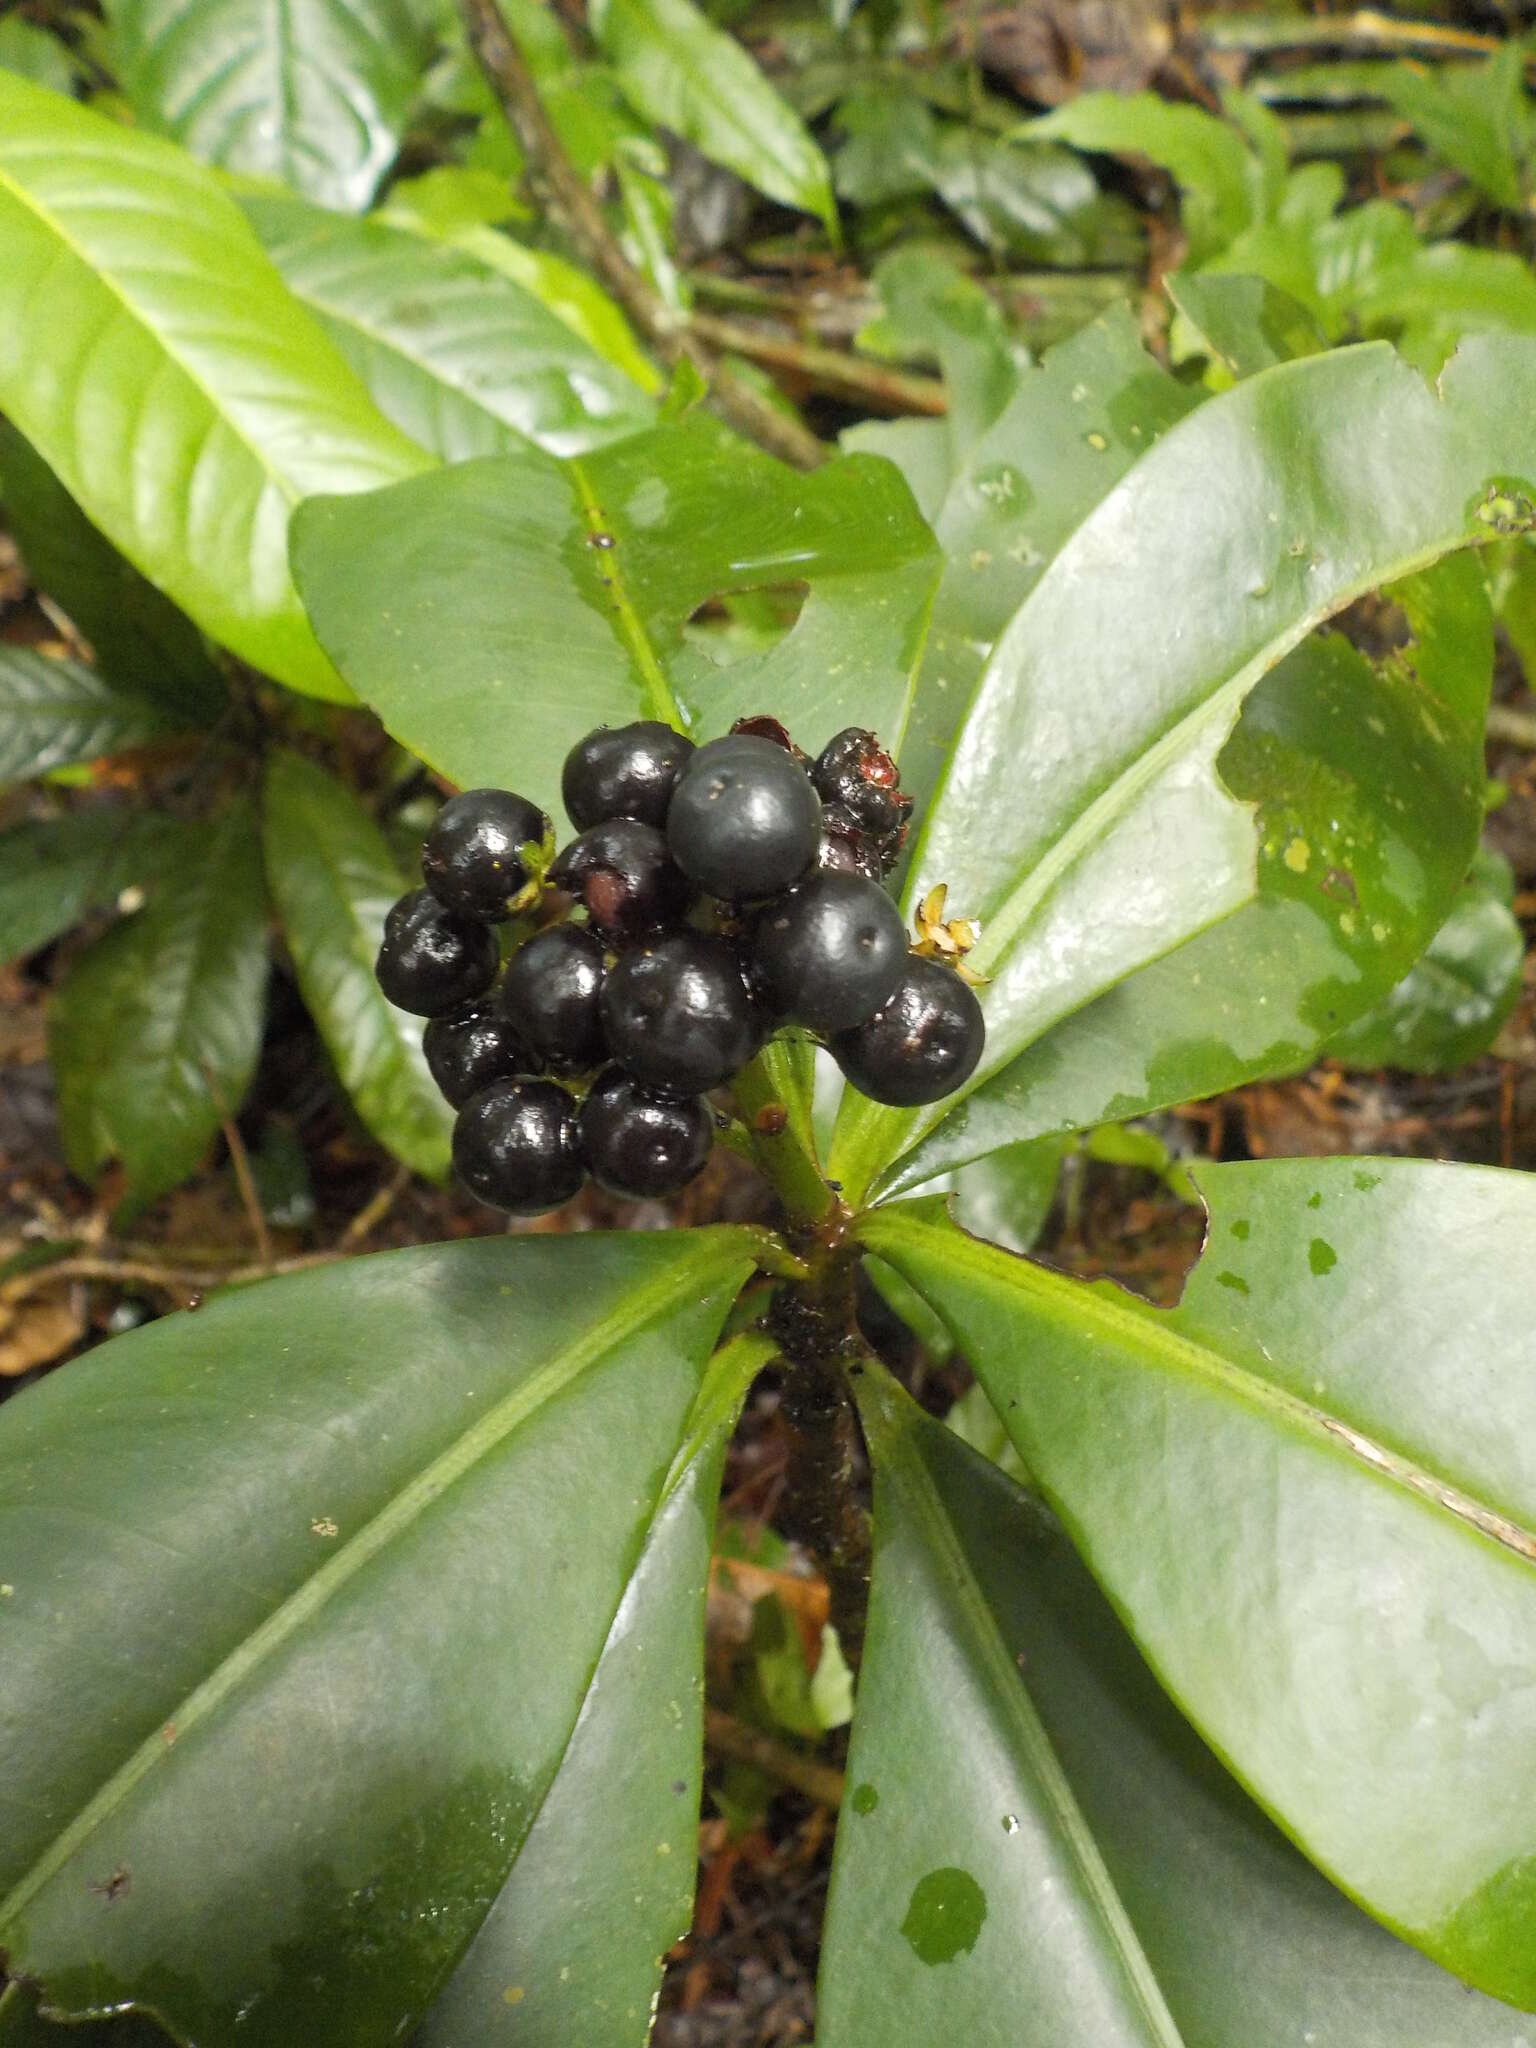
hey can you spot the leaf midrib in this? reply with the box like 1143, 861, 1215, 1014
0, 1234, 749, 1929
565, 452, 683, 728
859, 1209, 1536, 1567
868, 1381, 1187, 2048
0, 140, 303, 512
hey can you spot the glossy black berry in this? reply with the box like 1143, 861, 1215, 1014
423, 1003, 531, 1107
602, 931, 764, 1095
751, 872, 909, 1035
811, 728, 909, 842
452, 1081, 584, 1215
562, 721, 695, 830
375, 889, 498, 1017
666, 734, 821, 901
816, 803, 885, 883
499, 924, 607, 1073
579, 1067, 713, 1199
421, 788, 550, 922
548, 819, 690, 942
831, 956, 985, 1107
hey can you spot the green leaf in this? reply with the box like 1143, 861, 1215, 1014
855, 306, 1200, 849
1328, 843, 1525, 1072
48, 802, 269, 1218
0, 1981, 171, 2046
0, 1229, 759, 2043
1028, 91, 1261, 262
831, 336, 1534, 1200
260, 750, 452, 1180
888, 554, 1496, 1183
823, 1366, 1536, 2045
0, 74, 430, 700
0, 649, 197, 784
858, 1158, 1536, 2007
0, 17, 82, 92
292, 417, 941, 826
0, 420, 226, 720
104, 0, 429, 210
0, 811, 182, 967
1166, 270, 1326, 377
588, 0, 838, 235
242, 193, 656, 461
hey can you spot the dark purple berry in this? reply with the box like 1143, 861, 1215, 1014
500, 924, 607, 1073
548, 819, 690, 942
816, 803, 885, 883
811, 728, 910, 842
602, 931, 764, 1095
422, 788, 550, 922
666, 734, 821, 901
562, 721, 696, 830
376, 889, 498, 1017
579, 1067, 713, 1198
423, 1003, 531, 1107
831, 956, 984, 1107
729, 713, 808, 766
452, 1080, 584, 1214
751, 872, 909, 1035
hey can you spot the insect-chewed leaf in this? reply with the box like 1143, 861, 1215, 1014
291, 415, 941, 827
0, 1231, 762, 2046
857, 1157, 1536, 2008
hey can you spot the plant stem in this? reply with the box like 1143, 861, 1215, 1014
454, 0, 828, 470
767, 1253, 871, 1669
733, 1041, 836, 1226
688, 313, 948, 416
703, 1707, 846, 1807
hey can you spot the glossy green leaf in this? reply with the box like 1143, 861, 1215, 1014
882, 553, 1495, 1186
0, 75, 430, 699
859, 1158, 1536, 2006
821, 1367, 1536, 2047
1328, 844, 1525, 1073
0, 649, 196, 784
0, 1229, 760, 2045
1028, 92, 1260, 262
260, 749, 451, 1180
0, 17, 81, 92
853, 305, 1200, 845
589, 0, 837, 234
48, 802, 269, 1218
242, 194, 656, 461
0, 421, 225, 720
831, 335, 1535, 1200
104, 0, 428, 210
1166, 270, 1326, 378
0, 811, 182, 967
0, 1981, 170, 2047
292, 417, 940, 826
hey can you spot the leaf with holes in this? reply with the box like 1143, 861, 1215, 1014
858, 1158, 1536, 2006
242, 193, 656, 461
47, 802, 269, 1219
820, 1365, 1536, 2046
104, 0, 429, 211
291, 414, 940, 826
829, 335, 1536, 1201
0, 1231, 759, 2045
261, 750, 452, 1180
0, 75, 429, 700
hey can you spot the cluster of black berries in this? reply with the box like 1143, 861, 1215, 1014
375, 717, 984, 1216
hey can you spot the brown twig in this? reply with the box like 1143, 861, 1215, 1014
689, 312, 948, 416
454, 0, 828, 469
1489, 702, 1536, 750
704, 1707, 847, 1808
338, 1163, 412, 1248
11, 1254, 335, 1300
201, 1062, 273, 1269
1201, 9, 1499, 56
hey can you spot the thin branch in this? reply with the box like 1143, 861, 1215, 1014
1489, 702, 1536, 749
454, 0, 829, 469
704, 1707, 847, 1808
202, 1062, 273, 1270
1201, 9, 1499, 56
689, 313, 948, 417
